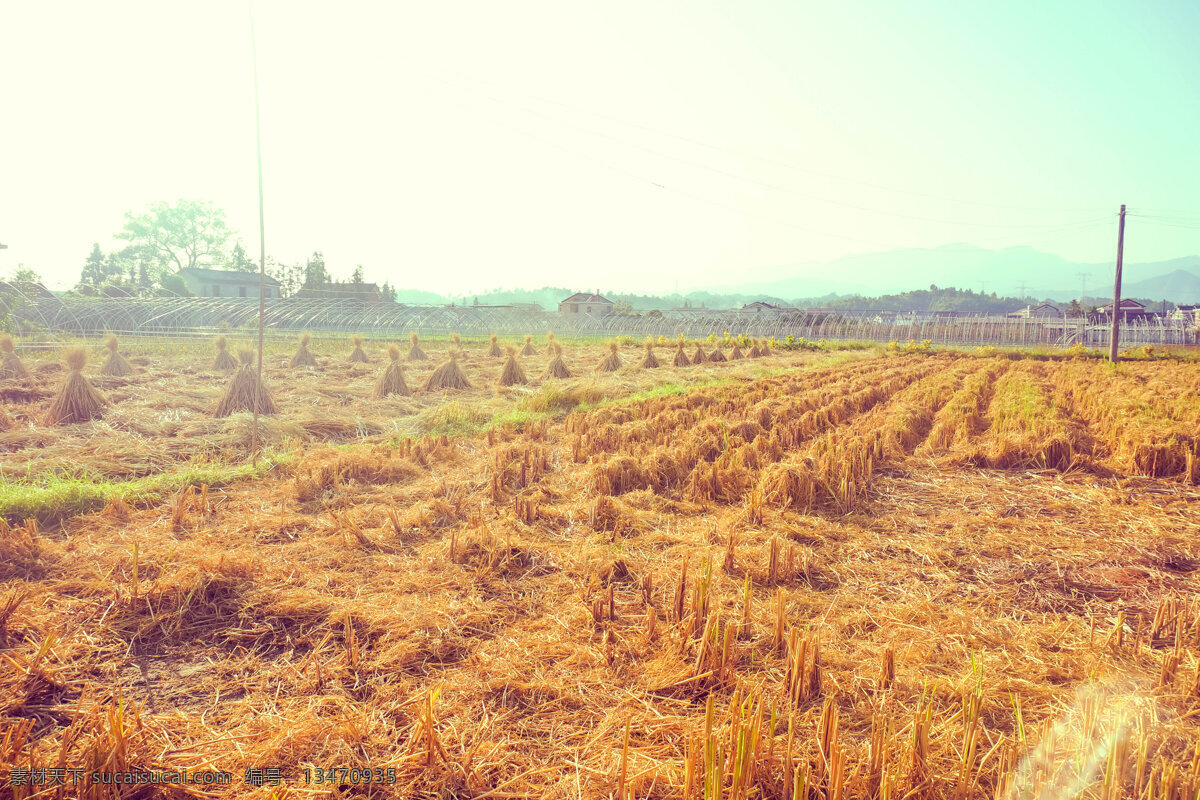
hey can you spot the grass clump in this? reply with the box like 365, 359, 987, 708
215, 349, 277, 417
417, 401, 489, 437
1, 335, 29, 379
213, 335, 237, 371
45, 348, 108, 425
100, 335, 133, 377
374, 345, 410, 398
290, 333, 318, 367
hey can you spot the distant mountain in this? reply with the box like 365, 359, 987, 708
701, 246, 1200, 303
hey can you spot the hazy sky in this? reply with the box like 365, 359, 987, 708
2, 0, 1198, 293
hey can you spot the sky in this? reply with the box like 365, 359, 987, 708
1, 0, 1198, 294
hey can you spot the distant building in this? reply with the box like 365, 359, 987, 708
1009, 303, 1062, 319
1095, 298, 1150, 321
741, 301, 791, 314
294, 282, 385, 303
179, 267, 281, 299
559, 292, 614, 316
1170, 304, 1200, 326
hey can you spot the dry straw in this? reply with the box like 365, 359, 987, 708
730, 341, 744, 360
374, 345, 410, 398
546, 343, 571, 378
424, 350, 472, 391
488, 334, 503, 358
100, 335, 133, 377
521, 334, 537, 357
642, 338, 660, 369
545, 331, 556, 356
349, 335, 369, 364
408, 332, 427, 361
674, 336, 690, 367
290, 333, 318, 368
760, 338, 772, 357
692, 341, 707, 364
0, 334, 29, 380
216, 349, 277, 417
499, 346, 528, 386
708, 344, 727, 363
749, 338, 763, 357
597, 342, 622, 372
450, 332, 462, 351
212, 335, 237, 371
45, 348, 107, 425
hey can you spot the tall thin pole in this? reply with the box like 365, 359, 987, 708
1109, 204, 1127, 363
251, 6, 266, 456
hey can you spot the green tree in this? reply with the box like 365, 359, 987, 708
1066, 299, 1083, 317
117, 199, 233, 273
8, 264, 42, 283
80, 243, 106, 287
351, 264, 365, 285
304, 251, 330, 289
228, 241, 255, 272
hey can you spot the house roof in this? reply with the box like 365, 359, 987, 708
1030, 303, 1060, 311
560, 292, 613, 304
178, 267, 281, 286
1097, 298, 1148, 311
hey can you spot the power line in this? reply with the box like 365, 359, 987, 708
409, 61, 1113, 216
418, 70, 1108, 231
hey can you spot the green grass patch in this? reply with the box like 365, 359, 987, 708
0, 456, 289, 527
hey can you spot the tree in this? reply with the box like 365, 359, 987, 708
304, 251, 330, 289
116, 199, 233, 273
80, 243, 106, 287
1066, 299, 1083, 317
8, 264, 42, 284
351, 264, 365, 285
228, 242, 255, 272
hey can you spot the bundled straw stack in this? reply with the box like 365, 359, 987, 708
545, 343, 571, 378
100, 335, 133, 377
545, 332, 556, 356
521, 334, 537, 357
374, 345, 410, 398
729, 340, 744, 360
349, 335, 369, 363
708, 344, 727, 363
498, 346, 528, 386
641, 338, 660, 368
450, 332, 462, 352
597, 342, 622, 373
408, 332, 427, 361
673, 336, 690, 367
291, 333, 318, 368
45, 348, 107, 425
692, 341, 707, 364
760, 338, 772, 357
0, 335, 29, 380
216, 350, 277, 417
423, 350, 471, 391
748, 339, 762, 358
213, 335, 237, 371
488, 334, 503, 358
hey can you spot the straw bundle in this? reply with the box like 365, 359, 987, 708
0, 335, 29, 380
488, 334, 503, 358
641, 339, 660, 369
545, 332, 556, 356
100, 335, 133, 377
748, 339, 762, 357
45, 348, 107, 425
374, 345, 410, 398
450, 332, 462, 351
729, 342, 744, 360
408, 332, 427, 361
216, 349, 277, 417
597, 342, 622, 372
423, 350, 472, 391
521, 334, 537, 357
212, 335, 237, 371
546, 343, 571, 378
499, 346, 528, 386
760, 338, 771, 356
349, 335, 369, 363
290, 333, 318, 368
708, 345, 727, 363
674, 337, 690, 367
692, 342, 707, 364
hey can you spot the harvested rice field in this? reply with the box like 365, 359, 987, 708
3, 340, 1200, 799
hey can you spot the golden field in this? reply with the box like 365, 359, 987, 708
2, 335, 1200, 799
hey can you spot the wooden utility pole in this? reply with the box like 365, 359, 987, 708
1109, 204, 1127, 363
251, 7, 266, 458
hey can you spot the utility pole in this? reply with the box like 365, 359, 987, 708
251, 6, 266, 458
1016, 282, 1028, 299
1075, 272, 1088, 305
1109, 204, 1127, 363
